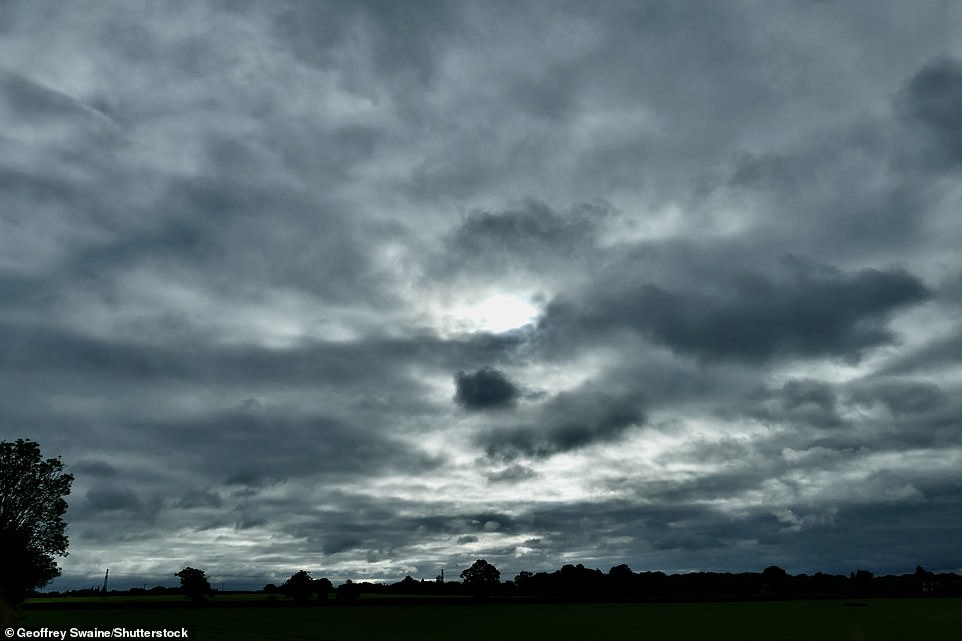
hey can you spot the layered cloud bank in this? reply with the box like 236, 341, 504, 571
1, 1, 960, 589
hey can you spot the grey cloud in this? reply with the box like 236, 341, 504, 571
175, 490, 224, 510
542, 257, 929, 362
480, 387, 645, 459
235, 513, 269, 531
274, 0, 458, 90
517, 474, 962, 574
454, 367, 520, 410
119, 184, 380, 304
152, 410, 442, 486
70, 460, 118, 479
0, 318, 520, 397
780, 380, 837, 413
729, 151, 800, 192
83, 487, 143, 514
628, 469, 775, 507
0, 323, 190, 379
485, 464, 537, 484
880, 329, 962, 376
899, 56, 962, 167
223, 471, 281, 490
0, 69, 115, 126
444, 200, 612, 274
322, 537, 364, 556
272, 498, 523, 566
850, 379, 947, 416
747, 379, 846, 430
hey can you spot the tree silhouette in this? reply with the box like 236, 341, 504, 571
281, 570, 314, 602
914, 565, 936, 594
460, 559, 500, 598
851, 569, 875, 596
336, 579, 359, 601
761, 565, 789, 594
313, 577, 333, 602
175, 567, 212, 601
608, 563, 635, 595
0, 439, 73, 607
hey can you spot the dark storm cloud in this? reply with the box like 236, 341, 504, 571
540, 257, 930, 362
453, 367, 519, 410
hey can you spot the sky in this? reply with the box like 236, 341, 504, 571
1, 1, 961, 591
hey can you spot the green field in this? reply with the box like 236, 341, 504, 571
19, 599, 961, 641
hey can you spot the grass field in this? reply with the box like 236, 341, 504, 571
19, 598, 961, 641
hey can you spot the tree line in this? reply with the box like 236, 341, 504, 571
278, 561, 961, 601
43, 561, 962, 604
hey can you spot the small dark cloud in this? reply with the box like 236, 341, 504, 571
454, 367, 520, 410
457, 535, 479, 545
